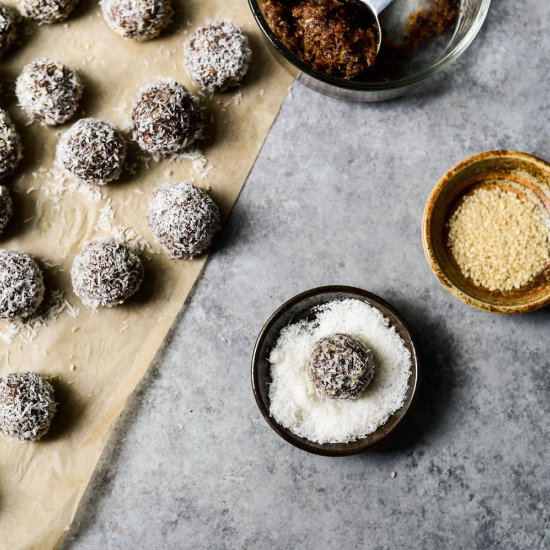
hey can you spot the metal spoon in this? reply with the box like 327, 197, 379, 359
360, 0, 397, 54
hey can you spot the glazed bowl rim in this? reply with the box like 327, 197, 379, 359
422, 149, 550, 314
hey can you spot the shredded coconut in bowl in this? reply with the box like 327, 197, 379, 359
268, 299, 412, 444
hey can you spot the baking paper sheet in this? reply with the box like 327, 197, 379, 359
0, 1, 292, 548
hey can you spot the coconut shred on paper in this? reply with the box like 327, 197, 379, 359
0, 0, 292, 547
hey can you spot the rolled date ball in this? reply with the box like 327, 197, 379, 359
0, 109, 22, 179
71, 238, 144, 308
184, 20, 251, 93
101, 0, 172, 41
0, 250, 45, 320
58, 118, 126, 185
0, 372, 56, 442
307, 334, 375, 400
0, 185, 12, 235
132, 78, 203, 155
16, 58, 83, 126
17, 0, 78, 23
0, 4, 17, 58
147, 182, 220, 259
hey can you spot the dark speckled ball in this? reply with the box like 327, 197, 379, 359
307, 334, 375, 400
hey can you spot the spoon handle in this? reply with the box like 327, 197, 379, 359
368, 0, 396, 16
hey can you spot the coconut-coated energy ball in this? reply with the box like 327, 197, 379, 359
17, 0, 78, 23
0, 4, 17, 58
0, 250, 45, 320
71, 238, 143, 308
101, 0, 172, 41
184, 20, 252, 93
0, 109, 22, 179
16, 58, 83, 126
0, 372, 56, 442
307, 334, 375, 400
147, 182, 220, 259
132, 78, 203, 155
0, 185, 12, 235
58, 118, 126, 185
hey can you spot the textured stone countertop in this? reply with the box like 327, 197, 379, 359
63, 1, 549, 548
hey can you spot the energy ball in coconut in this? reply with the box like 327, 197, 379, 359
307, 334, 375, 400
0, 372, 56, 442
147, 182, 220, 259
0, 250, 45, 320
184, 20, 251, 93
0, 4, 17, 58
16, 57, 83, 126
132, 78, 203, 155
0, 185, 12, 235
17, 0, 78, 23
58, 118, 126, 185
0, 109, 22, 179
101, 0, 172, 41
71, 238, 143, 308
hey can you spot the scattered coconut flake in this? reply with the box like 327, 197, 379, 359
0, 289, 79, 345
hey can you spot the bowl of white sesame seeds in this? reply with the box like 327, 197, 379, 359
422, 150, 550, 314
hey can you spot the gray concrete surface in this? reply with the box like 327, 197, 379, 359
63, 1, 550, 548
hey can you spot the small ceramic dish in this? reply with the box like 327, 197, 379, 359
422, 150, 550, 314
251, 286, 420, 456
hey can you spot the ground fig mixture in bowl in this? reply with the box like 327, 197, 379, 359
268, 299, 412, 444
260, 0, 459, 80
251, 0, 490, 101
262, 0, 379, 78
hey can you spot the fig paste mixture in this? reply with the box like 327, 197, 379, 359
262, 0, 458, 80
263, 0, 379, 78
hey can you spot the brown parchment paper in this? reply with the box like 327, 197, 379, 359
0, 1, 292, 548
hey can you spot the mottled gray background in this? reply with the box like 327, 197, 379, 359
63, 1, 549, 548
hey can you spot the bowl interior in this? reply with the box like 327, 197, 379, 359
249, 0, 491, 93
423, 151, 550, 313
252, 286, 419, 456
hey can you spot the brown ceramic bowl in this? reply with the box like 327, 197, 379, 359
251, 286, 420, 456
422, 150, 550, 314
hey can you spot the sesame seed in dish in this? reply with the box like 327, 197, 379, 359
446, 187, 550, 292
